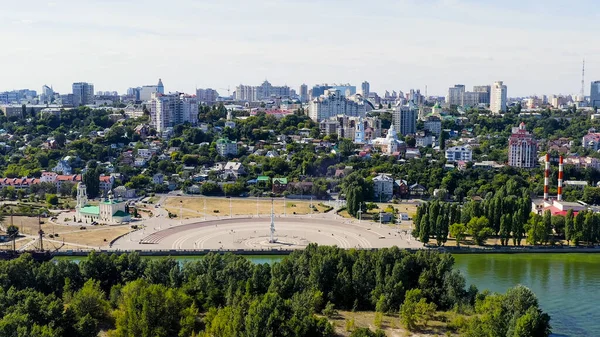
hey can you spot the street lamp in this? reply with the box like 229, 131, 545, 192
358, 210, 362, 224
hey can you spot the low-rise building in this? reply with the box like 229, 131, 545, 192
582, 130, 600, 151
216, 138, 238, 156
373, 174, 394, 201
445, 146, 473, 162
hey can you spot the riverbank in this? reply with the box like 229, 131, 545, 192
51, 244, 600, 257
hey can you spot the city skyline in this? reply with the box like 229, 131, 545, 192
0, 0, 598, 96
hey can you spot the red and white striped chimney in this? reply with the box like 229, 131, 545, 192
544, 154, 550, 201
557, 156, 564, 201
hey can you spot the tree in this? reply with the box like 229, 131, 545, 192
83, 167, 100, 199
400, 288, 437, 331
419, 212, 430, 244
46, 194, 59, 206
467, 216, 494, 246
499, 214, 511, 246
338, 138, 355, 157
449, 223, 466, 247
565, 209, 574, 246
343, 173, 372, 218
69, 279, 110, 322
7, 225, 19, 251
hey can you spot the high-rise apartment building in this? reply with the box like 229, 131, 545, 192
308, 89, 367, 121
393, 102, 417, 136
72, 82, 94, 106
361, 81, 370, 97
310, 84, 332, 99
591, 81, 600, 108
234, 80, 290, 101
490, 81, 507, 114
150, 93, 198, 132
508, 122, 537, 168
299, 84, 308, 103
41, 85, 54, 103
138, 79, 164, 101
447, 85, 465, 106
196, 88, 219, 103
473, 85, 491, 104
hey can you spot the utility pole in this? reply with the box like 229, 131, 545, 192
204, 197, 207, 221
283, 195, 286, 217
229, 197, 232, 218
269, 198, 275, 243
179, 200, 182, 226
38, 219, 44, 252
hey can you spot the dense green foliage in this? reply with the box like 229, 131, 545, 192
0, 246, 551, 336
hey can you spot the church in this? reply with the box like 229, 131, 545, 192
75, 182, 131, 224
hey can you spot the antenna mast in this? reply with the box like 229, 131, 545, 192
581, 59, 585, 99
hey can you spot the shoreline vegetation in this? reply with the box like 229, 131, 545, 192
0, 245, 550, 337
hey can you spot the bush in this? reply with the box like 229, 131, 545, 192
345, 318, 355, 332
373, 312, 383, 329
323, 301, 337, 318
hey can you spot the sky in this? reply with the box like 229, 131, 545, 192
0, 0, 599, 97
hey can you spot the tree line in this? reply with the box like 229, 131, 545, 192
413, 184, 600, 247
0, 246, 550, 336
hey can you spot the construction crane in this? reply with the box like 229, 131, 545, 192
219, 86, 231, 97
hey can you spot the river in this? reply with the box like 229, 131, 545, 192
55, 253, 599, 336
453, 253, 600, 337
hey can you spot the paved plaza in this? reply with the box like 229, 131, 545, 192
111, 215, 416, 251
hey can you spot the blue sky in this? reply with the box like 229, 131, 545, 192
0, 0, 598, 97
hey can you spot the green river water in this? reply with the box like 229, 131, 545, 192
56, 253, 600, 336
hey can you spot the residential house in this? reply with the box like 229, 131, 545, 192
113, 185, 136, 199
405, 148, 421, 159
416, 134, 434, 147
272, 178, 288, 194
187, 184, 201, 194
137, 148, 152, 159
373, 174, 394, 201
152, 173, 164, 185
394, 180, 409, 198
409, 183, 427, 196
582, 130, 600, 151
134, 157, 147, 167
52, 159, 72, 175
99, 175, 115, 193
223, 162, 246, 179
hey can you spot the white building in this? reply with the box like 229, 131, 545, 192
75, 184, 131, 224
490, 81, 507, 114
373, 174, 394, 201
393, 102, 417, 136
139, 79, 164, 101
372, 125, 406, 155
308, 89, 367, 122
149, 92, 198, 132
445, 146, 473, 162
216, 138, 238, 156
